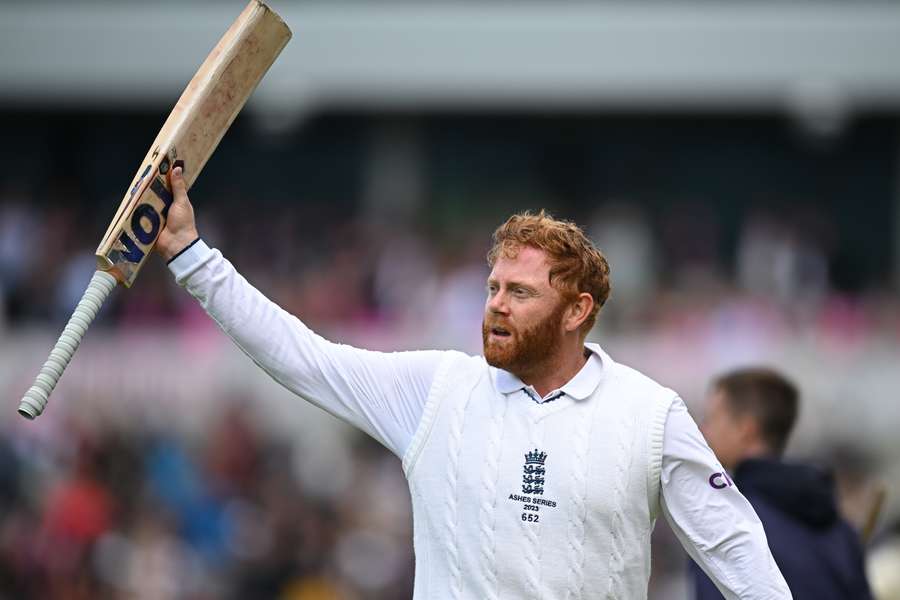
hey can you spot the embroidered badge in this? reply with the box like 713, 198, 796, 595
508, 448, 557, 524
522, 449, 547, 495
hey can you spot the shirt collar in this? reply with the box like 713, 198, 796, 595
493, 343, 607, 401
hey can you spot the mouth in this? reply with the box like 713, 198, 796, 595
489, 326, 512, 338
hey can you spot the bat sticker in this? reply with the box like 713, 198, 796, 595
129, 164, 153, 200
117, 231, 145, 263
150, 177, 174, 219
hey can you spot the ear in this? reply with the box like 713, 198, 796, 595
736, 413, 761, 445
564, 292, 594, 333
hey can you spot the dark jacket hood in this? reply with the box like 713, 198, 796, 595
734, 457, 839, 529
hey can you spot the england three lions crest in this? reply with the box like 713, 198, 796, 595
522, 449, 547, 495
507, 448, 557, 522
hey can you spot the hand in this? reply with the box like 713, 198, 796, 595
155, 165, 199, 261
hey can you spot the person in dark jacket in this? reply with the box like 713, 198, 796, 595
693, 368, 873, 600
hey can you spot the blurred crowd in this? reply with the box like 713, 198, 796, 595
2, 183, 899, 350
0, 405, 416, 600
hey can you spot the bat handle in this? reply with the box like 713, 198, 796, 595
18, 270, 118, 420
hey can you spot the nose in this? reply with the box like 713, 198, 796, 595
487, 289, 509, 315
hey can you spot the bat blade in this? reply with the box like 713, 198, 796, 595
96, 0, 291, 286
19, 0, 291, 420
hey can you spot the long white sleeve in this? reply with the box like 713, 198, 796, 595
168, 240, 445, 457
660, 398, 792, 599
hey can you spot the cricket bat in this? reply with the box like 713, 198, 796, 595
18, 0, 291, 420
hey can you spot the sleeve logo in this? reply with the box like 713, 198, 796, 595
709, 471, 735, 490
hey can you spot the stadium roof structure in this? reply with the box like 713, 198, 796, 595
2, 2, 900, 121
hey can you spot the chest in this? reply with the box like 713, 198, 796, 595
409, 379, 652, 537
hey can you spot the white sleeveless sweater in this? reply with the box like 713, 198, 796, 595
402, 344, 675, 600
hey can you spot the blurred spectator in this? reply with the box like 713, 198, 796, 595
588, 202, 658, 327
0, 192, 39, 289
693, 368, 873, 600
736, 210, 829, 311
373, 231, 438, 324
658, 200, 722, 290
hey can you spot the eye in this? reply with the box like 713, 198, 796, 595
512, 287, 530, 298
487, 283, 498, 296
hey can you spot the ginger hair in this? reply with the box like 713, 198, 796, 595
487, 210, 611, 334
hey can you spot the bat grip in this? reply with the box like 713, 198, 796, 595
18, 270, 118, 420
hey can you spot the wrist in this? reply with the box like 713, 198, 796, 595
160, 231, 200, 262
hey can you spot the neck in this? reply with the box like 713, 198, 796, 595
728, 443, 776, 471
520, 342, 589, 398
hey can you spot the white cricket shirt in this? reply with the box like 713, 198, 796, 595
169, 240, 791, 599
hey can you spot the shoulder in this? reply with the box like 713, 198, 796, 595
428, 350, 490, 390
590, 343, 678, 405
437, 350, 488, 372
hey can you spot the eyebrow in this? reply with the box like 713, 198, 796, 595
487, 279, 540, 293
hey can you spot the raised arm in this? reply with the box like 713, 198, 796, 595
155, 166, 447, 457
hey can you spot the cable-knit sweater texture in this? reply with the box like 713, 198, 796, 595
403, 345, 675, 600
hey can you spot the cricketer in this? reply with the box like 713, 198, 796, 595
155, 166, 792, 599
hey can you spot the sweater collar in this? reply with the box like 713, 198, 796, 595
494, 343, 608, 401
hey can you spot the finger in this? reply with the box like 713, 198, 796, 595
168, 164, 188, 202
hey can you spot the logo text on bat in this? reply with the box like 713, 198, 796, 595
117, 173, 174, 263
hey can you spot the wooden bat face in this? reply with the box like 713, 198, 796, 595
96, 150, 176, 285
95, 0, 291, 287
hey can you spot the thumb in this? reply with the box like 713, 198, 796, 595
168, 161, 188, 203
155, 161, 198, 260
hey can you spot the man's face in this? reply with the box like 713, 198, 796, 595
700, 389, 749, 471
482, 246, 569, 377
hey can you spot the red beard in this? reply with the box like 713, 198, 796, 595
482, 301, 567, 378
